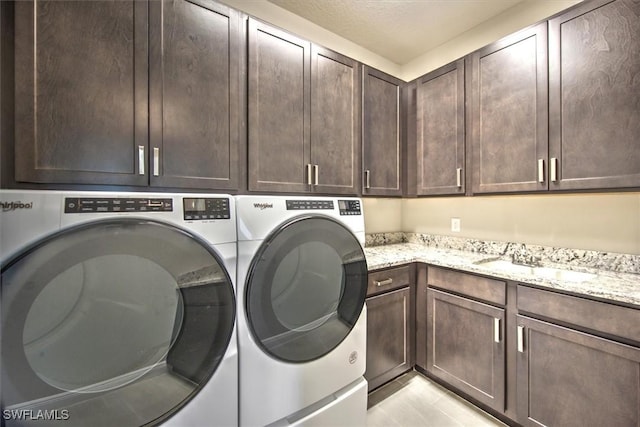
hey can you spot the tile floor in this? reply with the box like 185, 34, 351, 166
367, 371, 507, 427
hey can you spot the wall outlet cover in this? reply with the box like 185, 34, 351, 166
451, 217, 461, 232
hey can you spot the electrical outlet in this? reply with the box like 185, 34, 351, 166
451, 217, 461, 232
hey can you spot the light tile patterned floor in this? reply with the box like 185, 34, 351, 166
367, 371, 507, 427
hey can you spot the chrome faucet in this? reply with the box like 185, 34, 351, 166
511, 243, 542, 267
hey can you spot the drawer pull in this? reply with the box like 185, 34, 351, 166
517, 325, 525, 353
375, 278, 393, 287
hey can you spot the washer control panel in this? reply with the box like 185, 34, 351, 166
286, 200, 334, 210
65, 197, 173, 213
183, 198, 230, 220
338, 200, 361, 216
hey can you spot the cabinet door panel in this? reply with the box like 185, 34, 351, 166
516, 315, 640, 427
427, 288, 505, 412
362, 67, 402, 196
549, 0, 640, 190
149, 0, 241, 190
365, 287, 412, 391
248, 19, 310, 192
470, 23, 548, 193
417, 60, 465, 195
311, 46, 359, 195
15, 0, 148, 185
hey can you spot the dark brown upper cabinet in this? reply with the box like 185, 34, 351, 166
414, 59, 465, 196
548, 0, 640, 191
12, 0, 243, 190
469, 22, 549, 194
248, 19, 359, 195
310, 46, 360, 195
247, 18, 311, 193
149, 0, 242, 190
14, 0, 149, 186
362, 67, 403, 196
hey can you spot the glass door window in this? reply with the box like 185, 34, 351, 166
1, 219, 235, 426
246, 216, 367, 362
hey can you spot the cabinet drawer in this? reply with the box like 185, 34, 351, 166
368, 265, 412, 296
427, 266, 506, 306
517, 285, 640, 345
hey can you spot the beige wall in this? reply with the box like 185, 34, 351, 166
362, 198, 403, 234
365, 194, 640, 255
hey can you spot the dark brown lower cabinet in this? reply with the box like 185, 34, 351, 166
516, 315, 640, 427
426, 288, 506, 413
365, 266, 414, 391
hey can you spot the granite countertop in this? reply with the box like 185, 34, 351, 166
364, 242, 640, 309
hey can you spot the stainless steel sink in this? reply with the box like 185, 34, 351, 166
474, 259, 597, 283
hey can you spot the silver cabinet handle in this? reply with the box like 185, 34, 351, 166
314, 164, 319, 186
494, 318, 501, 343
375, 278, 393, 287
138, 145, 145, 175
365, 170, 371, 189
153, 147, 160, 177
537, 159, 545, 183
456, 168, 462, 188
307, 164, 313, 185
517, 325, 525, 353
550, 157, 558, 182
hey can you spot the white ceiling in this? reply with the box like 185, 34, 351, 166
267, 0, 526, 65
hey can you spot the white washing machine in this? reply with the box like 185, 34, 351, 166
0, 190, 238, 427
235, 196, 368, 427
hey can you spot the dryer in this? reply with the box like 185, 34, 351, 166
0, 190, 238, 427
235, 196, 368, 427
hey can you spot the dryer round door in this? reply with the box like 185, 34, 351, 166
1, 219, 235, 427
245, 215, 367, 363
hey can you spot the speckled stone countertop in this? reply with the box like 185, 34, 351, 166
364, 239, 640, 309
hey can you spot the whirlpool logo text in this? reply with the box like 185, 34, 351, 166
253, 203, 273, 210
1, 201, 33, 212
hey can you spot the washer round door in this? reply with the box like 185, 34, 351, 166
0, 219, 235, 427
245, 216, 367, 363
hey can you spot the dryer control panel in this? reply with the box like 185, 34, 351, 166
183, 198, 230, 220
286, 200, 334, 210
338, 200, 361, 216
65, 197, 173, 213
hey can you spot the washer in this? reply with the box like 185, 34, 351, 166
235, 196, 368, 427
0, 190, 238, 427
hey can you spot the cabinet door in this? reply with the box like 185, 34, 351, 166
14, 0, 148, 185
548, 0, 640, 190
365, 287, 413, 391
247, 19, 311, 193
149, 0, 242, 190
516, 315, 640, 427
362, 67, 403, 196
416, 59, 465, 195
427, 288, 505, 413
469, 22, 548, 193
311, 46, 360, 195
